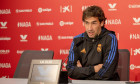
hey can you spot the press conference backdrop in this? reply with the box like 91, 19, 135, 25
0, 0, 140, 81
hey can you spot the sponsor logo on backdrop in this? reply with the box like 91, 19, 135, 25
0, 63, 11, 68
1, 76, 9, 78
116, 33, 119, 40
62, 63, 67, 70
0, 22, 7, 29
41, 48, 49, 51
38, 8, 52, 13
16, 9, 32, 13
17, 50, 24, 54
129, 4, 140, 8
130, 64, 140, 70
59, 21, 74, 26
131, 48, 140, 56
60, 49, 70, 55
38, 35, 53, 41
60, 5, 72, 13
82, 6, 90, 11
20, 35, 28, 42
130, 33, 140, 40
36, 22, 54, 26
108, 3, 117, 11
17, 22, 31, 27
63, 63, 67, 67
0, 50, 10, 54
0, 37, 11, 41
105, 19, 121, 25
58, 36, 73, 40
0, 9, 11, 14
133, 17, 140, 25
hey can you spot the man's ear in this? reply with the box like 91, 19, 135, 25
83, 22, 85, 26
101, 21, 104, 27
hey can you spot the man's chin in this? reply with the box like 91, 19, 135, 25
88, 35, 95, 38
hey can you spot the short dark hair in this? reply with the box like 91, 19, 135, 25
82, 5, 106, 23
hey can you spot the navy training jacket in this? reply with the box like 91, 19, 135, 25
66, 27, 120, 80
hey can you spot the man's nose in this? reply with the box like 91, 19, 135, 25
88, 23, 92, 30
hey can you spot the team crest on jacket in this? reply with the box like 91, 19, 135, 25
80, 48, 86, 54
97, 44, 102, 52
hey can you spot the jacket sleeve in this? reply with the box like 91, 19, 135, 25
66, 40, 95, 79
86, 34, 119, 80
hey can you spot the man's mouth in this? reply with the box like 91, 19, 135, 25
88, 31, 94, 36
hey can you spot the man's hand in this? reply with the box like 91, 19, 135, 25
77, 60, 82, 67
94, 64, 103, 72
77, 60, 103, 72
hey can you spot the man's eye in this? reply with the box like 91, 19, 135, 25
92, 23, 96, 24
85, 22, 88, 24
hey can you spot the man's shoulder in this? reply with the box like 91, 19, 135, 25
101, 28, 117, 39
102, 32, 118, 44
107, 33, 117, 40
73, 33, 85, 44
73, 33, 85, 39
103, 29, 117, 40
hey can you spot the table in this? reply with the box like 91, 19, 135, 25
0, 78, 139, 84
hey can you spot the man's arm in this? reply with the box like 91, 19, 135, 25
86, 34, 119, 80
66, 40, 95, 79
77, 60, 103, 72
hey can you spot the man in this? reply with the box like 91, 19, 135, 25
66, 5, 119, 80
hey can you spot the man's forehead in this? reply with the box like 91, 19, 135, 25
85, 17, 99, 22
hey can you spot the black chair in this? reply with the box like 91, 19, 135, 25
13, 50, 54, 78
117, 49, 130, 81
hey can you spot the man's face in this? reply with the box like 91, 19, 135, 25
84, 17, 104, 38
